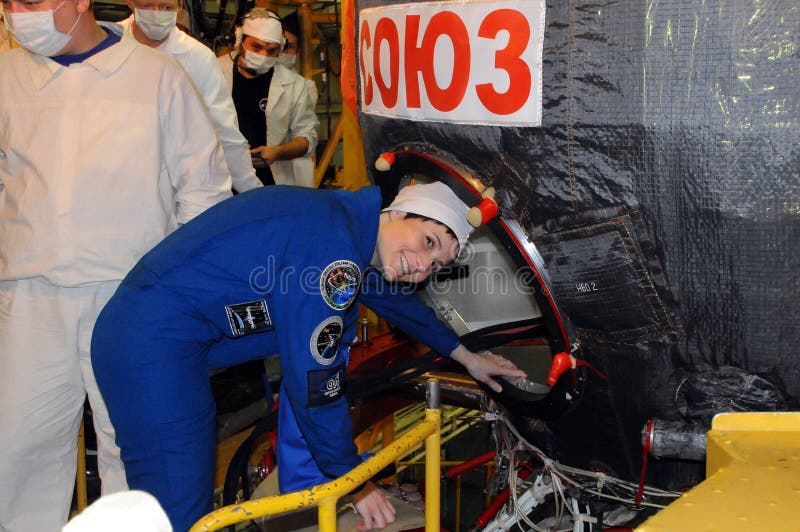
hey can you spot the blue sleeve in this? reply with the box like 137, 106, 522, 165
359, 271, 461, 356
273, 244, 364, 479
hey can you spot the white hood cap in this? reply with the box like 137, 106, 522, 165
384, 182, 473, 247
241, 15, 283, 43
62, 491, 171, 532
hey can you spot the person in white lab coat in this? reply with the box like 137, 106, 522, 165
217, 8, 319, 187
279, 10, 319, 107
0, 0, 232, 529
278, 9, 318, 186
118, 0, 262, 193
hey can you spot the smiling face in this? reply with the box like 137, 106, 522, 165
374, 211, 460, 284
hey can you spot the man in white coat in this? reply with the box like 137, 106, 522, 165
119, 0, 262, 193
278, 9, 318, 187
217, 8, 319, 187
0, 0, 232, 529
279, 10, 319, 107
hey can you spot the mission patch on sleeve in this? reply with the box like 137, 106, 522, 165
307, 364, 345, 407
320, 260, 361, 310
225, 299, 272, 337
309, 316, 343, 365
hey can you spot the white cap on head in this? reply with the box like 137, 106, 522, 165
384, 182, 474, 247
241, 15, 283, 44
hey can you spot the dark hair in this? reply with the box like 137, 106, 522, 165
402, 212, 457, 242
282, 10, 299, 38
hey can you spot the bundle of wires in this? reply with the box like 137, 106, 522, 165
486, 402, 682, 531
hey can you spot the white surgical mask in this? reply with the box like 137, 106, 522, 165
134, 8, 176, 41
243, 49, 275, 75
278, 52, 296, 68
6, 0, 82, 56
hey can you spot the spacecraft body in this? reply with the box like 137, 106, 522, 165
355, 0, 799, 490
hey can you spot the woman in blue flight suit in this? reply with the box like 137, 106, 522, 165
91, 182, 525, 531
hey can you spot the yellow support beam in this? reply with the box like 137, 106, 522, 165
314, 113, 344, 188
637, 412, 800, 531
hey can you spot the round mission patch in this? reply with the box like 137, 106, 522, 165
320, 260, 361, 310
309, 316, 344, 365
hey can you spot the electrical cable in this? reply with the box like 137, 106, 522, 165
493, 408, 682, 510
481, 401, 682, 530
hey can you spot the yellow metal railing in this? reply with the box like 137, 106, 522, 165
190, 380, 442, 532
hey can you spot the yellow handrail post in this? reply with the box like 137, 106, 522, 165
455, 476, 462, 532
75, 418, 88, 514
424, 379, 441, 531
318, 498, 337, 532
191, 379, 442, 532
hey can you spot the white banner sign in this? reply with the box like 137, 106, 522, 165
358, 0, 545, 126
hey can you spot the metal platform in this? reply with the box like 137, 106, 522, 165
638, 412, 800, 531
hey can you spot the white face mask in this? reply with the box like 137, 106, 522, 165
243, 49, 275, 75
278, 52, 296, 68
134, 8, 176, 41
6, 0, 82, 57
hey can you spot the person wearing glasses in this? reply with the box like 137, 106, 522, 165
218, 8, 319, 187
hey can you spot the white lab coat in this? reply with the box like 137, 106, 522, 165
295, 77, 319, 186
119, 17, 261, 193
0, 26, 232, 286
0, 23, 231, 532
305, 77, 319, 107
218, 53, 319, 187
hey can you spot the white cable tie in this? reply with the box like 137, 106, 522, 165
574, 513, 598, 524
484, 411, 499, 421
596, 471, 606, 492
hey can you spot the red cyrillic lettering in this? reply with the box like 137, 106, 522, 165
405, 12, 470, 112
475, 9, 531, 115
373, 18, 400, 108
359, 19, 373, 106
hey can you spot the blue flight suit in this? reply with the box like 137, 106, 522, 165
91, 186, 460, 531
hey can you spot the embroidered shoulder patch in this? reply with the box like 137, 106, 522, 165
320, 260, 361, 310
309, 316, 343, 365
307, 364, 345, 407
225, 300, 272, 337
